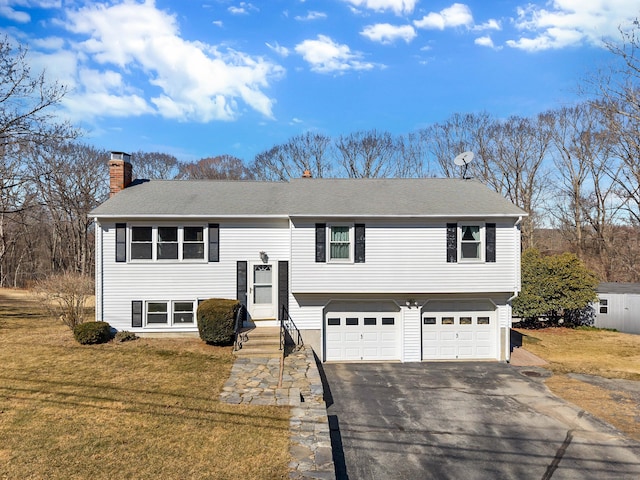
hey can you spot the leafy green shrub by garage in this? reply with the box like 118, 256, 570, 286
197, 298, 240, 345
73, 321, 113, 345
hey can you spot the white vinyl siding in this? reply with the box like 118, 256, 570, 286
98, 219, 290, 332
291, 219, 520, 294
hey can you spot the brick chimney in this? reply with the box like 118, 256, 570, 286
109, 152, 132, 197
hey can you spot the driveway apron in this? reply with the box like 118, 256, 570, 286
323, 362, 640, 480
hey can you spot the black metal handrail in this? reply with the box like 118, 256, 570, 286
233, 304, 248, 351
279, 305, 303, 354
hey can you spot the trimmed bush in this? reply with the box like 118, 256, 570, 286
73, 321, 112, 345
197, 298, 240, 345
114, 330, 138, 343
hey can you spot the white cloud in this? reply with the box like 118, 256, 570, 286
507, 0, 640, 51
228, 2, 258, 15
0, 4, 31, 23
295, 34, 374, 74
61, 0, 282, 122
212, 20, 223, 27
414, 3, 473, 30
294, 11, 327, 21
360, 23, 416, 44
343, 0, 416, 15
474, 18, 501, 31
30, 36, 65, 50
475, 35, 502, 50
266, 41, 290, 57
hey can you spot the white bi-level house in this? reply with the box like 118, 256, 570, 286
90, 153, 526, 363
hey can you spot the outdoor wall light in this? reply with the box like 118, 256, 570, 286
259, 251, 268, 263
405, 299, 418, 308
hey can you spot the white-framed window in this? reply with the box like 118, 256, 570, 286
459, 223, 484, 261
157, 227, 178, 260
147, 302, 168, 324
183, 227, 205, 259
173, 301, 195, 324
129, 225, 206, 262
145, 301, 196, 326
329, 225, 352, 262
131, 226, 153, 260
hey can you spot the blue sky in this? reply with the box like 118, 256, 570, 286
1, 0, 638, 162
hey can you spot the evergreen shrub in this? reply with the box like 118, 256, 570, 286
73, 321, 112, 345
197, 298, 240, 345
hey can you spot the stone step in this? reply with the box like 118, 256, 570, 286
234, 345, 282, 358
234, 326, 282, 357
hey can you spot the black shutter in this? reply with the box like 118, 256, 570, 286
278, 260, 289, 320
116, 223, 126, 262
237, 261, 247, 309
354, 224, 365, 263
486, 223, 496, 263
208, 224, 219, 262
315, 223, 326, 262
132, 301, 142, 328
446, 223, 457, 263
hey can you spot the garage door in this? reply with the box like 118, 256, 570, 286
325, 304, 400, 361
422, 300, 496, 360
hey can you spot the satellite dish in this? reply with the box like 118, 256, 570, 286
453, 151, 474, 179
454, 151, 474, 166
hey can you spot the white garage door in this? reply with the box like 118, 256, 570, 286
325, 304, 400, 361
422, 300, 496, 360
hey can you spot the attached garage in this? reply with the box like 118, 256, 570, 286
422, 300, 497, 360
324, 301, 401, 361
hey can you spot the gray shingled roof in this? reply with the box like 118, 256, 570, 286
89, 178, 527, 218
597, 282, 640, 295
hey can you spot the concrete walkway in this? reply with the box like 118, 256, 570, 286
219, 346, 336, 480
509, 346, 549, 366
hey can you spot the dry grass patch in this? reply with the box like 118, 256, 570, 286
0, 289, 290, 480
515, 327, 640, 441
544, 375, 640, 441
517, 327, 640, 380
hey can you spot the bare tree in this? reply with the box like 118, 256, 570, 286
28, 142, 109, 275
586, 21, 640, 223
0, 36, 78, 283
395, 132, 431, 178
131, 150, 179, 180
484, 114, 553, 248
252, 132, 333, 180
334, 129, 397, 178
419, 112, 493, 179
178, 155, 254, 180
35, 271, 94, 329
0, 36, 77, 155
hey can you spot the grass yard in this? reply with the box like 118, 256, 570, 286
515, 327, 640, 441
0, 289, 290, 480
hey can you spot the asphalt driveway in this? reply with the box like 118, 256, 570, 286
322, 362, 640, 480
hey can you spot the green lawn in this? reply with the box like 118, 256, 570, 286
0, 289, 290, 480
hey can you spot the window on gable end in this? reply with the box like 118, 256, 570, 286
157, 227, 178, 260
131, 226, 152, 260
183, 227, 205, 259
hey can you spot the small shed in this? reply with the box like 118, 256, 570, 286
595, 282, 640, 334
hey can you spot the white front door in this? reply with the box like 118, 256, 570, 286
248, 262, 276, 319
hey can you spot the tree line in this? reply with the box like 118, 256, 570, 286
2, 23, 640, 287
